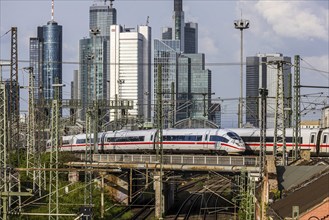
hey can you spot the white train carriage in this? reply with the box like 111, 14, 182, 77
46, 128, 246, 155
100, 129, 157, 152
229, 127, 329, 155
161, 128, 245, 154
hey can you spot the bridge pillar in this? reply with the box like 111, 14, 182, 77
154, 171, 164, 219
163, 178, 176, 212
107, 172, 129, 205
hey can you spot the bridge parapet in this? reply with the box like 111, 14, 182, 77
85, 154, 259, 167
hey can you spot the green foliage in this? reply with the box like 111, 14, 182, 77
21, 181, 124, 219
10, 151, 124, 219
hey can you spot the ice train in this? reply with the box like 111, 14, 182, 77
46, 128, 246, 155
229, 128, 329, 156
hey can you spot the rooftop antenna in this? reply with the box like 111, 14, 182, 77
146, 16, 149, 26
51, 0, 55, 21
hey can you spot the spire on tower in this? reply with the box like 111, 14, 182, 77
51, 0, 54, 21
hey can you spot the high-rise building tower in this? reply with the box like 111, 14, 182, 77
173, 0, 185, 51
154, 39, 180, 127
109, 25, 152, 122
176, 54, 211, 121
30, 19, 62, 101
154, 0, 214, 128
246, 53, 292, 128
78, 0, 117, 119
184, 22, 198, 54
90, 0, 117, 37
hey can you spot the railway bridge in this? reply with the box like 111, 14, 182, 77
67, 154, 262, 218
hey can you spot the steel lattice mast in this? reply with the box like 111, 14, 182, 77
293, 55, 301, 160
259, 88, 268, 177
0, 83, 8, 220
26, 67, 37, 190
48, 79, 62, 220
84, 107, 93, 218
9, 27, 20, 153
273, 60, 287, 165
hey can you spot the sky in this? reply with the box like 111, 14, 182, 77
0, 0, 328, 127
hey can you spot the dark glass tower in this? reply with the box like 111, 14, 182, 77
173, 0, 185, 51
89, 1, 117, 37
184, 22, 198, 54
30, 20, 62, 101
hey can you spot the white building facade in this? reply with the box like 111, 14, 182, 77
109, 25, 152, 122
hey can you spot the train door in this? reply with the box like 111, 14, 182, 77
205, 130, 210, 151
99, 133, 106, 153
319, 130, 327, 155
309, 132, 317, 153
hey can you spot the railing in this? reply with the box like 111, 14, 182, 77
88, 154, 259, 167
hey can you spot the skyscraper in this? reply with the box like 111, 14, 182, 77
176, 54, 211, 121
30, 20, 62, 101
153, 0, 213, 128
109, 25, 152, 122
78, 0, 117, 119
89, 0, 117, 37
184, 22, 198, 54
154, 39, 180, 127
173, 0, 185, 51
246, 53, 292, 128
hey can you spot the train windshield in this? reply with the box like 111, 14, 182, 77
226, 132, 242, 141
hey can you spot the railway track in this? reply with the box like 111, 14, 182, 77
166, 174, 234, 220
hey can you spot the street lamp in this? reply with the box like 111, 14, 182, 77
234, 18, 249, 128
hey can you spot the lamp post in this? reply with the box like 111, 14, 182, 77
234, 18, 249, 128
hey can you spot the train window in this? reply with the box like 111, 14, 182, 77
76, 139, 86, 144
107, 136, 144, 142
241, 136, 262, 142
310, 134, 315, 144
227, 132, 242, 140
62, 140, 70, 145
323, 134, 327, 144
163, 135, 202, 141
210, 136, 229, 143
285, 137, 293, 142
205, 134, 208, 141
150, 135, 153, 141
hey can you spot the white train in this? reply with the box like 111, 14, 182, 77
229, 128, 329, 156
46, 128, 246, 155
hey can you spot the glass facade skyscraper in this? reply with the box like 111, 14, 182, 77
90, 2, 117, 37
78, 1, 117, 120
153, 0, 215, 128
29, 20, 62, 101
184, 22, 198, 54
154, 39, 180, 127
173, 0, 185, 51
176, 54, 211, 121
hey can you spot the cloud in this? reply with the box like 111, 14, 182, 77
198, 27, 219, 57
254, 1, 328, 41
301, 55, 329, 80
